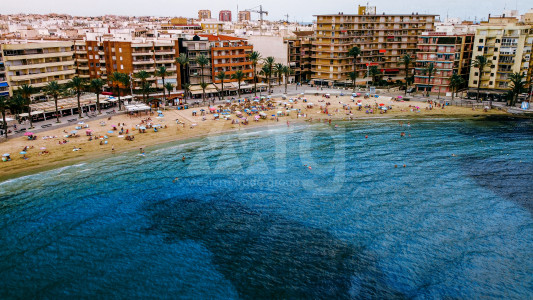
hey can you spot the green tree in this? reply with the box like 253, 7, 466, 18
118, 73, 131, 108
216, 71, 227, 100
508, 72, 526, 107
175, 53, 189, 90
0, 95, 11, 138
449, 74, 465, 101
134, 70, 150, 103
423, 63, 436, 97
164, 82, 174, 104
155, 66, 169, 105
348, 47, 361, 92
263, 56, 275, 94
68, 76, 86, 118
182, 83, 191, 103
140, 81, 153, 105
348, 72, 357, 92
17, 84, 34, 129
89, 78, 104, 115
472, 55, 489, 102
199, 82, 209, 106
260, 64, 272, 94
367, 66, 382, 85
274, 63, 284, 86
196, 54, 210, 104
248, 51, 261, 96
282, 66, 293, 94
43, 81, 62, 123
231, 70, 245, 98
399, 54, 413, 95
109, 72, 125, 110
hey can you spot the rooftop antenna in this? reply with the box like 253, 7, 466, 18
284, 14, 289, 23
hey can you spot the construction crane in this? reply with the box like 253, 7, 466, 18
245, 5, 268, 34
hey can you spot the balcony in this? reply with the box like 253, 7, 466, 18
3, 51, 74, 61
10, 69, 76, 81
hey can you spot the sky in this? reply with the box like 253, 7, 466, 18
2, 0, 532, 23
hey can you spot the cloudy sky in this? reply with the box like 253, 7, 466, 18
2, 0, 531, 22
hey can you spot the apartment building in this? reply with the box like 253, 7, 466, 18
0, 40, 76, 99
0, 51, 8, 97
201, 21, 224, 35
73, 40, 107, 80
238, 11, 251, 23
219, 11, 232, 22
180, 37, 213, 85
198, 10, 212, 21
414, 32, 474, 94
284, 31, 314, 83
100, 40, 177, 93
468, 16, 533, 100
201, 34, 253, 84
312, 11, 436, 85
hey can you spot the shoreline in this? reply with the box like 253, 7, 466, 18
0, 95, 512, 181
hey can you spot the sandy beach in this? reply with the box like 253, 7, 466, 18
0, 94, 509, 180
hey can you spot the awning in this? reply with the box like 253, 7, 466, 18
0, 82, 8, 87
19, 113, 29, 117
383, 69, 400, 72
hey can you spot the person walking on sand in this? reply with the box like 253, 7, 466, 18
287, 121, 290, 127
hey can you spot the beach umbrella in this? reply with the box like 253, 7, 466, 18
209, 107, 217, 111
40, 147, 46, 150
70, 130, 78, 134
213, 114, 219, 117
107, 130, 114, 134
379, 103, 385, 106
86, 129, 93, 132
2, 153, 10, 157
78, 121, 85, 125
139, 126, 146, 130
200, 109, 205, 111
24, 132, 34, 136
20, 151, 27, 155
157, 110, 162, 113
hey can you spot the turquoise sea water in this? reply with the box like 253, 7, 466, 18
0, 117, 532, 299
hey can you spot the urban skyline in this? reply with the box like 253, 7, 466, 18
3, 0, 532, 22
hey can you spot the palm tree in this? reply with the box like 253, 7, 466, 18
263, 56, 275, 94
508, 72, 526, 107
182, 83, 191, 103
68, 76, 86, 118
155, 66, 169, 105
449, 74, 465, 101
232, 70, 245, 98
18, 84, 34, 129
0, 95, 10, 139
348, 47, 361, 92
118, 73, 131, 107
367, 66, 382, 86
109, 72, 125, 110
216, 71, 227, 100
199, 82, 209, 106
164, 82, 174, 104
89, 78, 104, 115
260, 64, 272, 94
43, 81, 62, 123
399, 54, 413, 95
423, 63, 436, 97
134, 70, 150, 103
140, 82, 153, 105
348, 72, 357, 92
274, 63, 284, 86
282, 66, 293, 94
175, 53, 189, 90
472, 55, 489, 102
248, 51, 261, 96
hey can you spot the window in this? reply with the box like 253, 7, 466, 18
489, 81, 493, 85
479, 39, 484, 43
119, 48, 122, 53
474, 72, 478, 76
473, 80, 477, 84
120, 65, 124, 70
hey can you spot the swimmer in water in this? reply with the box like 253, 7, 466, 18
173, 177, 179, 183
182, 156, 186, 162
365, 135, 368, 139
